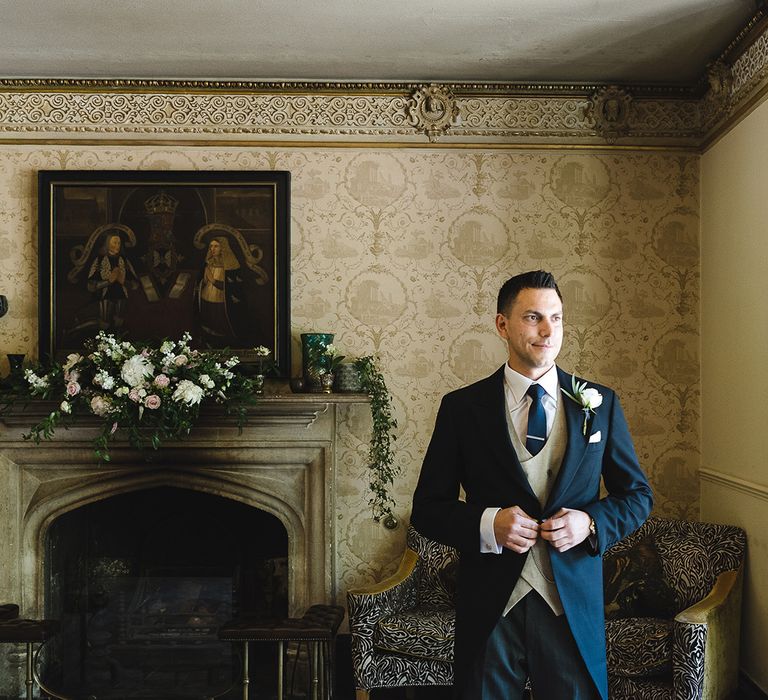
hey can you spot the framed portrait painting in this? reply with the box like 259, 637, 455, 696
38, 170, 291, 375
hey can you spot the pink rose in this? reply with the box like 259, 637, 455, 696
154, 374, 170, 388
66, 381, 81, 397
144, 394, 161, 410
174, 354, 188, 366
128, 388, 141, 402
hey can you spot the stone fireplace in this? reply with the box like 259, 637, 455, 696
0, 394, 363, 697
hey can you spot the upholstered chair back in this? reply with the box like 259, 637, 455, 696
604, 516, 745, 612
406, 526, 460, 609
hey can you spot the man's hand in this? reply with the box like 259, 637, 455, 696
494, 506, 539, 553
540, 508, 591, 552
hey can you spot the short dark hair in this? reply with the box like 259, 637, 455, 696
497, 270, 562, 315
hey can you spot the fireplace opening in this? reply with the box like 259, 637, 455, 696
43, 486, 288, 699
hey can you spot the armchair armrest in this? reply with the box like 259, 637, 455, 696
347, 548, 421, 689
675, 568, 740, 625
673, 566, 743, 700
347, 549, 420, 626
349, 548, 419, 597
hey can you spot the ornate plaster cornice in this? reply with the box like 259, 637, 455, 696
0, 77, 698, 98
0, 7, 767, 150
0, 80, 703, 147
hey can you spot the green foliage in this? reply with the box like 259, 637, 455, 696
353, 355, 398, 521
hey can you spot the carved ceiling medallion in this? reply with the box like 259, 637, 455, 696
586, 86, 633, 142
406, 84, 460, 142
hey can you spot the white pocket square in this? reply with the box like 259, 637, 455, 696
589, 431, 602, 443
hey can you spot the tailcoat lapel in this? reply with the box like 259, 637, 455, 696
545, 366, 590, 510
475, 365, 537, 502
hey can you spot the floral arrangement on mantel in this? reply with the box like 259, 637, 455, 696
19, 331, 256, 460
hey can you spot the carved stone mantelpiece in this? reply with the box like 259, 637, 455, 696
0, 394, 366, 643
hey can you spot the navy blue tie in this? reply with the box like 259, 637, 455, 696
526, 383, 547, 455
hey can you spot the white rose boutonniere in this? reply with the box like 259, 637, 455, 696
561, 374, 603, 435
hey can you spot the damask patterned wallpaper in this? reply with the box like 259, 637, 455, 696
0, 145, 699, 593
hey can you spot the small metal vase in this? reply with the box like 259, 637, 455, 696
319, 372, 335, 393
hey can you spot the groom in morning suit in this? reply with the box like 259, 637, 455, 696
411, 270, 653, 699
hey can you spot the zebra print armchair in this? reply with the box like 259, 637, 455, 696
604, 517, 745, 700
347, 518, 745, 700
347, 526, 457, 699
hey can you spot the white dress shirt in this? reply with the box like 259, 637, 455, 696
479, 363, 560, 553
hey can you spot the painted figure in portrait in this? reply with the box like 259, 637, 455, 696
197, 236, 245, 347
87, 231, 139, 331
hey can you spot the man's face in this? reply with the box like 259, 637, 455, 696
108, 235, 121, 255
495, 287, 563, 380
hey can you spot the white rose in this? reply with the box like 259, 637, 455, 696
581, 388, 603, 409
198, 374, 215, 389
120, 355, 155, 387
172, 379, 204, 405
90, 395, 111, 417
63, 353, 83, 372
60, 400, 72, 414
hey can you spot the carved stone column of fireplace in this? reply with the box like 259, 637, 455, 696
0, 394, 364, 695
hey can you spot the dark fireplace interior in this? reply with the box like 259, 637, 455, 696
43, 486, 288, 699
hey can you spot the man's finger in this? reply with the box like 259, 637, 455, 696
511, 508, 539, 528
541, 517, 564, 532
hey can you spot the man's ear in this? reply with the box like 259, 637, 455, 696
495, 312, 508, 338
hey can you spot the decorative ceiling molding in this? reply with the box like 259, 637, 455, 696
0, 84, 703, 147
0, 78, 698, 98
0, 7, 765, 150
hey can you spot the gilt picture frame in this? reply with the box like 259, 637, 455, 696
38, 170, 291, 375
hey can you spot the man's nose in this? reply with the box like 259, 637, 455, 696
539, 320, 552, 336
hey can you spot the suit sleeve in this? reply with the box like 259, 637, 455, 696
411, 394, 487, 553
583, 391, 653, 555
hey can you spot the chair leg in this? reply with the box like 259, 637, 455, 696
242, 641, 249, 700
355, 690, 370, 700
25, 643, 33, 700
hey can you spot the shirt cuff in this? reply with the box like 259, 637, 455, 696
480, 507, 503, 554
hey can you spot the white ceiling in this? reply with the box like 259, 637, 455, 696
0, 0, 758, 85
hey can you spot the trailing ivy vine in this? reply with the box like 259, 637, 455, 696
353, 355, 398, 522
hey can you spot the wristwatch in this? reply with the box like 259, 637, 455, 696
588, 517, 597, 537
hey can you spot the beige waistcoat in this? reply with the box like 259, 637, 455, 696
503, 394, 567, 616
